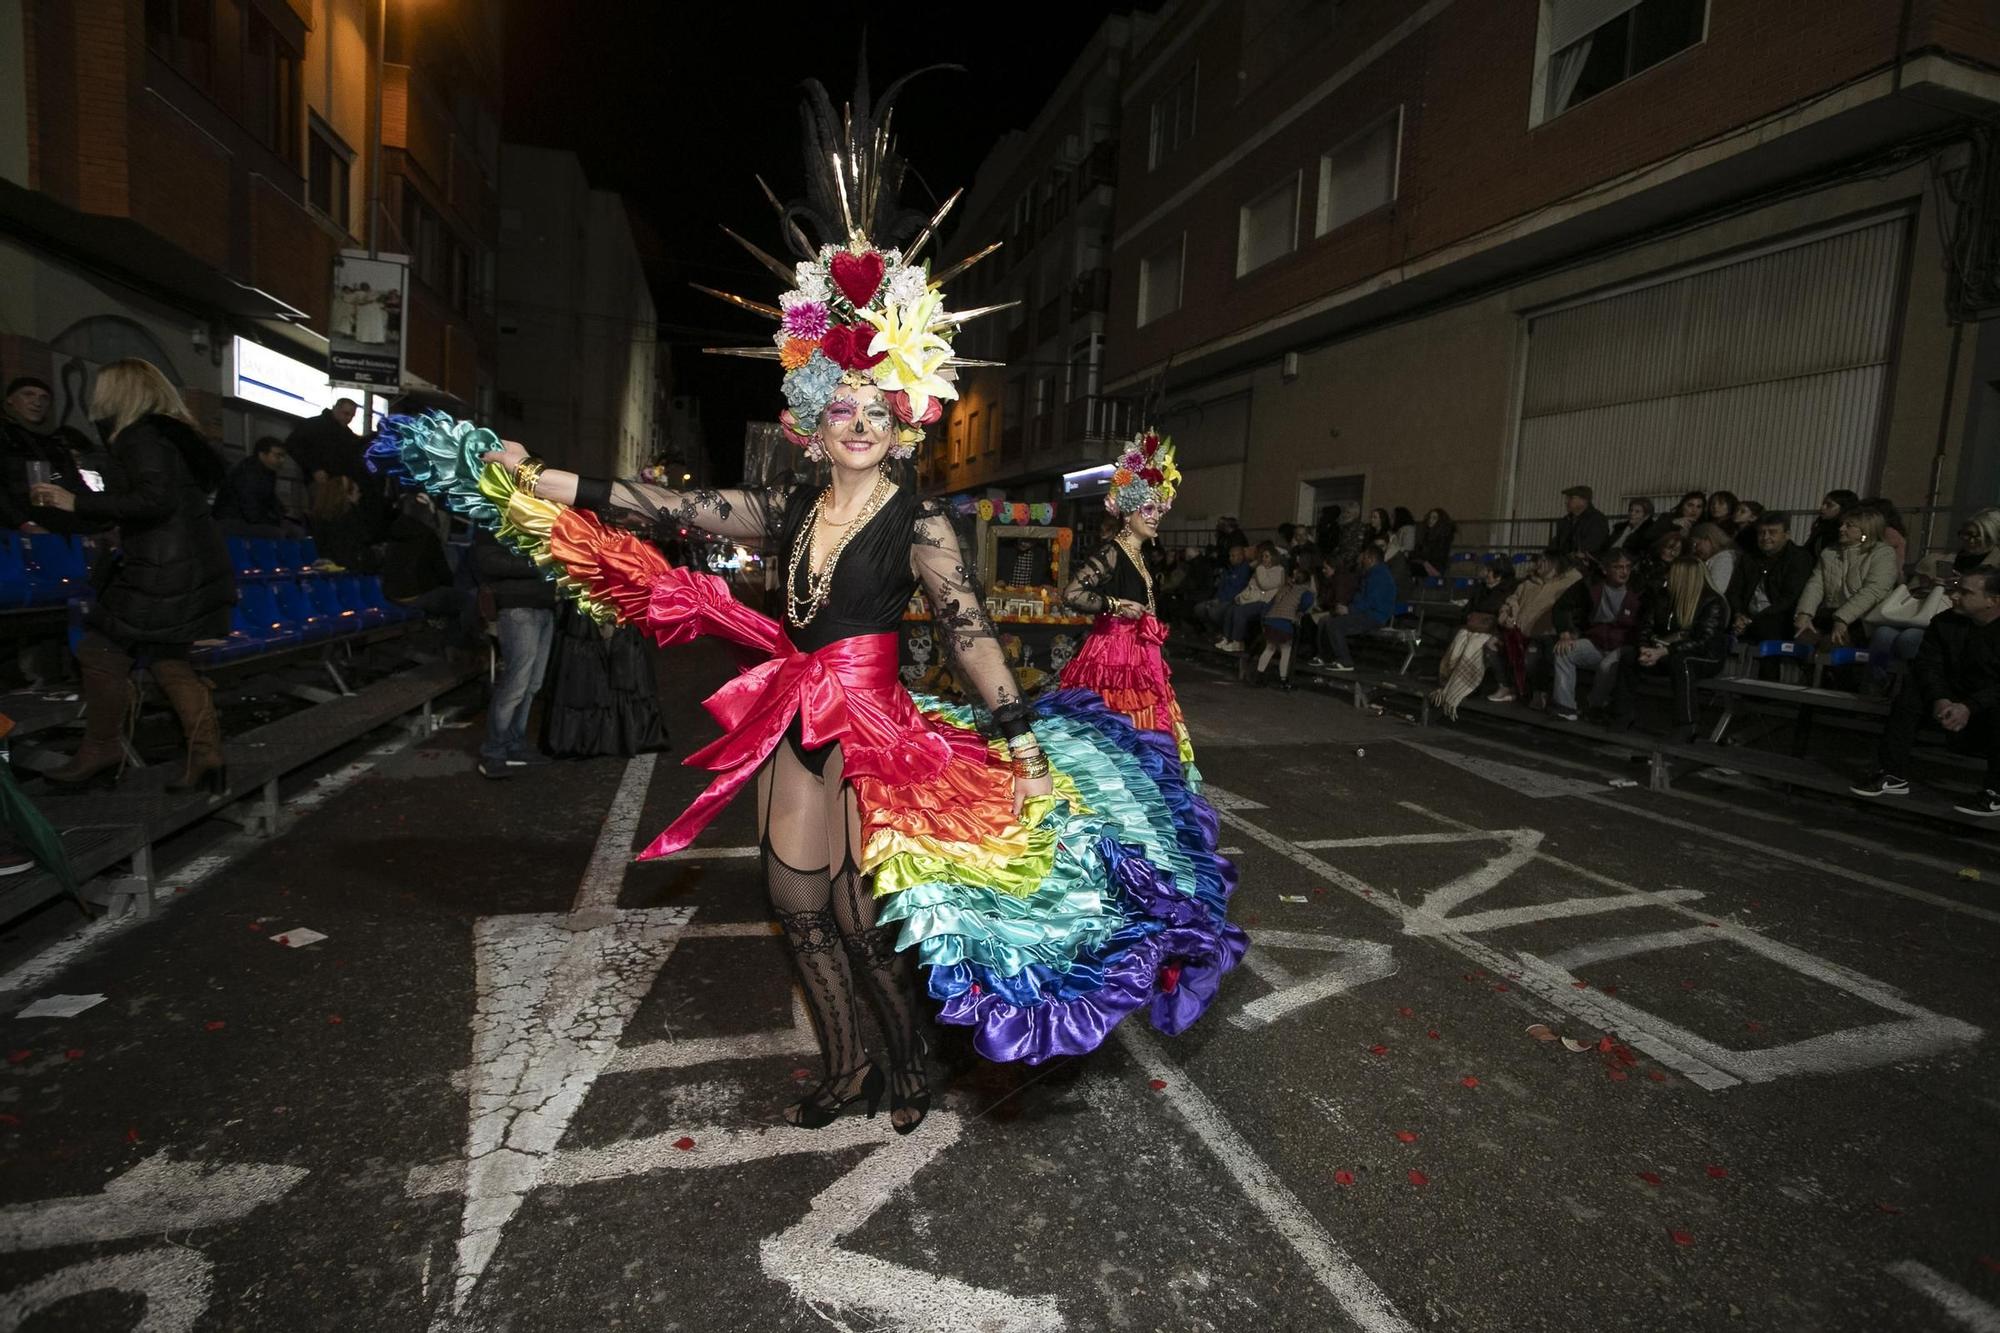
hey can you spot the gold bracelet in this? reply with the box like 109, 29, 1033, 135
1012, 753, 1050, 780
1005, 732, 1041, 751
514, 457, 547, 497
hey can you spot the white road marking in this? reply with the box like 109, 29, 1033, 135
1298, 830, 1511, 848
607, 992, 816, 1074
659, 844, 761, 860
1888, 1260, 2000, 1332
1230, 935, 1398, 1029
1578, 795, 2000, 927
1110, 1027, 1417, 1333
0, 716, 456, 997
1540, 926, 1718, 973
0, 1246, 211, 1332
1200, 784, 1267, 810
571, 753, 659, 910
0, 1154, 309, 1252
1407, 742, 1607, 798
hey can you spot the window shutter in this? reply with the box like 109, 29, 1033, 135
1547, 0, 1645, 53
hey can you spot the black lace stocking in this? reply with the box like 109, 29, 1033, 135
767, 850, 870, 1120
826, 782, 929, 1131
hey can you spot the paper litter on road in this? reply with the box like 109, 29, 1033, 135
1959, 868, 1982, 881
1278, 895, 1309, 904
16, 993, 107, 1020
270, 928, 328, 949
1560, 1037, 1592, 1053
1525, 1023, 1557, 1042
1607, 778, 1639, 788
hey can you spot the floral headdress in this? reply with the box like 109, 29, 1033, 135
1105, 428, 1181, 515
697, 65, 1011, 462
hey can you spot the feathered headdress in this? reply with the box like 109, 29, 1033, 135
695, 57, 1014, 461
1105, 428, 1180, 515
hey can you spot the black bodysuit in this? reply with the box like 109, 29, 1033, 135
1063, 538, 1152, 615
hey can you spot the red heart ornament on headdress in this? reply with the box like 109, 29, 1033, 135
819, 323, 886, 372
830, 250, 886, 307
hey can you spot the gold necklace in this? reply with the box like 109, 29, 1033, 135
786, 475, 893, 628
1115, 531, 1156, 614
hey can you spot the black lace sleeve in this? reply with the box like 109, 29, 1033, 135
588, 479, 796, 551
1063, 539, 1121, 614
911, 498, 1027, 732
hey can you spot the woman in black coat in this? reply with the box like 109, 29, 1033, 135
30, 359, 234, 792
1609, 556, 1730, 743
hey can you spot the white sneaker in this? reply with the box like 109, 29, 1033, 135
1327, 662, 1355, 673
1487, 687, 1516, 703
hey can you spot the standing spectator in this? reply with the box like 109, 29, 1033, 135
212, 437, 292, 537
1808, 489, 1858, 556
1412, 508, 1455, 578
1314, 503, 1343, 557
1272, 522, 1297, 562
1, 374, 94, 534
1687, 522, 1738, 597
1550, 549, 1643, 722
1607, 499, 1662, 558
1430, 558, 1517, 719
1669, 490, 1708, 534
1217, 541, 1284, 652
1211, 516, 1246, 564
1552, 486, 1609, 564
1489, 550, 1585, 703
1194, 542, 1251, 633
1611, 557, 1730, 742
379, 492, 461, 619
1387, 508, 1418, 560
1851, 568, 2000, 816
1252, 561, 1314, 687
1794, 506, 1898, 646
284, 397, 363, 486
1728, 513, 1814, 642
473, 527, 557, 777
1314, 545, 1396, 673
29, 359, 233, 792
1706, 490, 1741, 537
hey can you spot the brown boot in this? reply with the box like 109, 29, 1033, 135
47, 640, 136, 785
151, 660, 227, 795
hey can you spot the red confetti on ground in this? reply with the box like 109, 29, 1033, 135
334, 959, 349, 969
1608, 1069, 1629, 1081
1669, 1229, 1695, 1246
1745, 1020, 1764, 1032
1572, 980, 1590, 989
1359, 889, 1373, 897
173, 886, 186, 895
1596, 1035, 1614, 1053
6, 1050, 29, 1065
1397, 1007, 1414, 1018
791, 1068, 812, 1081
204, 1021, 226, 1031
1680, 979, 1697, 990
1369, 1044, 1390, 1056
0, 1112, 20, 1127
1148, 1079, 1168, 1091
1460, 1076, 1480, 1088
1647, 1071, 1667, 1083
1245, 913, 1260, 926
1313, 888, 1326, 896
326, 1014, 343, 1025
1395, 1130, 1419, 1143
673, 1136, 696, 1151
1613, 1045, 1638, 1066
1706, 1165, 1729, 1179
1407, 1169, 1430, 1187
1493, 984, 1511, 993
1876, 1201, 1904, 1215
1979, 1256, 2000, 1274
1600, 985, 1619, 996
64, 1049, 82, 1061
1334, 1170, 1356, 1187
1637, 1171, 1663, 1186
1427, 1029, 1441, 1040
247, 922, 263, 931
1705, 921, 1721, 928
125, 1126, 139, 1143
1463, 973, 1478, 982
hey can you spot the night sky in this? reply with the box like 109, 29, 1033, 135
501, 1, 1155, 483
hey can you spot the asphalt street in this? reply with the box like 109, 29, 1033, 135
2, 641, 1998, 1332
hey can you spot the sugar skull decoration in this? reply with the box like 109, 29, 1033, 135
1104, 429, 1181, 516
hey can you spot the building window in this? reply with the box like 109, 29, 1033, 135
242, 7, 300, 164
1068, 334, 1103, 403
969, 410, 983, 458
145, 0, 213, 86
1137, 235, 1185, 326
307, 118, 353, 231
1537, 0, 1707, 124
1316, 109, 1400, 236
1236, 174, 1299, 277
1147, 64, 1198, 171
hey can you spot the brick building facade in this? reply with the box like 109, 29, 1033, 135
1101, 0, 2000, 550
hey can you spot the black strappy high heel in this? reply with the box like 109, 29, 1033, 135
785, 1062, 885, 1129
889, 1035, 931, 1136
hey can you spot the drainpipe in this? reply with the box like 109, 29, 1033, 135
1921, 319, 1965, 560
1891, 0, 1914, 95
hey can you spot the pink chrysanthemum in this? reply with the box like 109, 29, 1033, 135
781, 298, 831, 341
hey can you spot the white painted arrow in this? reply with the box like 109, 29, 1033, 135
0, 1153, 309, 1253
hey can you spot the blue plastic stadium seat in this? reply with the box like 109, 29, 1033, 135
307, 578, 354, 632
1826, 647, 1873, 667
337, 575, 385, 627
238, 582, 302, 647
1511, 553, 1532, 564
299, 537, 321, 568
276, 539, 304, 574
248, 539, 279, 579
273, 579, 332, 638
0, 533, 32, 608
1421, 576, 1444, 589
1757, 639, 1814, 660
1450, 577, 1477, 590
368, 576, 419, 621
226, 536, 254, 578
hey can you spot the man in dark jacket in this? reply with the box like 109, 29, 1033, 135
1552, 485, 1610, 566
284, 399, 362, 486
1852, 568, 2000, 815
473, 528, 556, 778
212, 437, 291, 535
1727, 513, 1815, 642
1550, 549, 1643, 721
1, 375, 95, 533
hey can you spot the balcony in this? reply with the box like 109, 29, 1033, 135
1035, 295, 1064, 340
1078, 139, 1118, 193
1063, 394, 1138, 446
1069, 268, 1111, 319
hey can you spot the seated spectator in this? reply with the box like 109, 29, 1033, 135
1, 374, 96, 535
1553, 486, 1610, 564
1706, 490, 1741, 537
1808, 489, 1859, 556
1731, 500, 1764, 554
1851, 568, 2000, 817
1253, 561, 1315, 688
379, 492, 462, 620
1312, 545, 1396, 673
1637, 529, 1684, 597
212, 437, 292, 537
1194, 542, 1250, 632
1314, 503, 1343, 557
1430, 558, 1517, 719
1217, 541, 1284, 652
1488, 549, 1585, 703
1794, 506, 1898, 647
1387, 508, 1418, 559
1273, 522, 1297, 562
1861, 497, 1909, 574
1687, 522, 1737, 597
1211, 516, 1246, 564
1669, 490, 1708, 534
308, 474, 376, 572
1362, 507, 1392, 550
1923, 507, 2000, 585
1550, 549, 1643, 722
1607, 499, 1662, 558
1412, 508, 1455, 579
1728, 513, 1814, 643
1610, 556, 1730, 743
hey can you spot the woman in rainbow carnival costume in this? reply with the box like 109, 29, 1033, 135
1059, 430, 1203, 784
369, 75, 1244, 1135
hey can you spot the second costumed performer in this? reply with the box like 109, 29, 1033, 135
374, 79, 1245, 1135
1059, 429, 1202, 785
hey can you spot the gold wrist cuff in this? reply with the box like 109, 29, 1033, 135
514, 457, 547, 497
